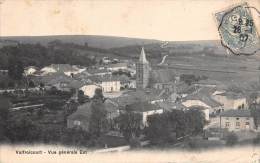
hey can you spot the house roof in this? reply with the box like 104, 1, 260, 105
215, 91, 245, 99
108, 63, 128, 68
88, 75, 121, 83
182, 87, 222, 108
220, 109, 252, 117
126, 102, 160, 112
156, 101, 188, 112
49, 64, 80, 72
109, 89, 164, 107
87, 68, 112, 75
41, 72, 85, 89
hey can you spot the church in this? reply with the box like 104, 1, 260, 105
136, 47, 150, 89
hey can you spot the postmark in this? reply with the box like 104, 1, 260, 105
215, 3, 259, 55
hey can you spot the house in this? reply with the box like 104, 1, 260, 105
212, 91, 247, 110
41, 73, 84, 91
219, 109, 255, 131
67, 101, 120, 131
181, 93, 223, 115
101, 80, 121, 93
125, 102, 163, 127
87, 69, 112, 77
40, 64, 85, 76
80, 84, 101, 98
107, 63, 128, 71
156, 101, 189, 112
89, 75, 121, 93
24, 66, 38, 76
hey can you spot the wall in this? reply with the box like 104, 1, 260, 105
220, 116, 255, 131
101, 81, 121, 92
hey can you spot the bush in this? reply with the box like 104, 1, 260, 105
253, 133, 260, 144
226, 132, 238, 146
129, 137, 141, 148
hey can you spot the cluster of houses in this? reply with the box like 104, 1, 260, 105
21, 47, 260, 137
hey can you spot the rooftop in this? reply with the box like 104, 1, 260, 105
220, 109, 252, 117
126, 102, 160, 112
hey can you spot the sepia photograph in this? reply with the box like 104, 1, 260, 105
0, 0, 260, 162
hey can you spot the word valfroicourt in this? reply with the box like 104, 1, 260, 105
16, 150, 43, 154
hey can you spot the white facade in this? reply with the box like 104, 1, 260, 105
41, 67, 57, 75
182, 100, 210, 108
64, 68, 86, 77
220, 116, 255, 131
24, 67, 37, 76
101, 81, 121, 93
80, 84, 101, 97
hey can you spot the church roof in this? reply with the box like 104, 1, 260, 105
139, 47, 149, 64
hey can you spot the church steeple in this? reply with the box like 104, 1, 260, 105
136, 47, 150, 89
139, 47, 148, 64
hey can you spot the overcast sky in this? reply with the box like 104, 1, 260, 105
0, 0, 259, 41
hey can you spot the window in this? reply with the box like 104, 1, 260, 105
245, 122, 250, 125
236, 122, 240, 127
236, 118, 240, 120
246, 117, 250, 120
226, 117, 229, 120
74, 120, 81, 126
225, 122, 230, 128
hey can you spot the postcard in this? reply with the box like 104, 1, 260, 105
0, 0, 260, 163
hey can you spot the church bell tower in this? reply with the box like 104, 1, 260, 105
136, 47, 150, 89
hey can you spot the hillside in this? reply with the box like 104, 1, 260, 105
0, 35, 161, 49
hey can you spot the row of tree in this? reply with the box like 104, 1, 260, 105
115, 108, 206, 145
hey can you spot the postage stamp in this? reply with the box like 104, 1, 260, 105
215, 3, 259, 55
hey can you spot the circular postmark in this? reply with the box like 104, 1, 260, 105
216, 3, 259, 55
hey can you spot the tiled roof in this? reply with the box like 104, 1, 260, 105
41, 72, 85, 88
108, 63, 128, 68
156, 101, 188, 111
220, 109, 252, 117
215, 92, 245, 99
126, 102, 160, 112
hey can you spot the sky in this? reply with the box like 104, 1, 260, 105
0, 0, 259, 41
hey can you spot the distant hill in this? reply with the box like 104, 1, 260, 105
0, 35, 161, 49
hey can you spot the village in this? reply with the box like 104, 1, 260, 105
0, 44, 260, 150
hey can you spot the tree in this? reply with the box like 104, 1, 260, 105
250, 104, 260, 129
78, 90, 89, 104
145, 113, 173, 145
8, 56, 24, 81
185, 109, 206, 135
89, 100, 108, 137
226, 132, 238, 146
28, 80, 35, 88
0, 97, 10, 142
6, 117, 41, 143
92, 88, 104, 102
116, 112, 142, 142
